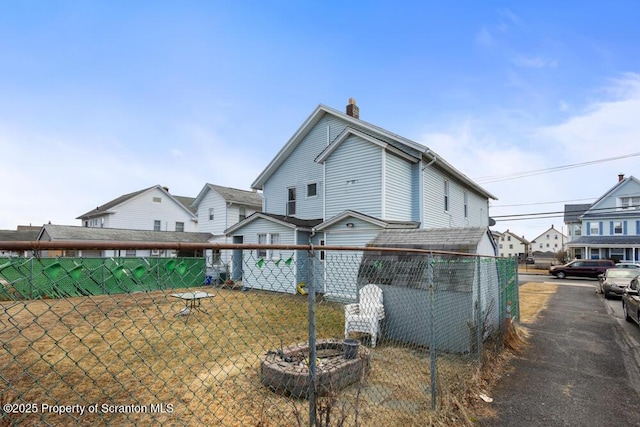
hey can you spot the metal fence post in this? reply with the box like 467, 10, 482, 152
428, 252, 437, 410
307, 245, 317, 426
476, 256, 483, 359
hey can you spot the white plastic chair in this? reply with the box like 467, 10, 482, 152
344, 284, 385, 348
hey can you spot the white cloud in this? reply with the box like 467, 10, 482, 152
475, 27, 493, 47
512, 55, 558, 69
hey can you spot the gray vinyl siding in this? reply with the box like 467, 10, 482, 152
422, 166, 488, 228
262, 115, 349, 218
233, 218, 297, 293
322, 218, 382, 301
325, 135, 383, 219
384, 152, 413, 221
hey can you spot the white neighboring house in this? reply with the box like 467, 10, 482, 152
76, 185, 199, 257
191, 183, 263, 270
497, 230, 530, 259
530, 225, 567, 255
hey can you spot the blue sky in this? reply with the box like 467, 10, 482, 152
2, 1, 640, 241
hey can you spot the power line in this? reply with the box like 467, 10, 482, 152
493, 203, 640, 221
474, 152, 640, 184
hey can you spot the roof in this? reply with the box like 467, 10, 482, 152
367, 227, 491, 252
251, 103, 497, 200
193, 183, 263, 208
224, 212, 323, 235
582, 175, 640, 218
38, 224, 213, 243
567, 235, 640, 246
314, 210, 419, 231
76, 185, 196, 220
502, 230, 530, 245
0, 229, 40, 242
173, 196, 197, 214
564, 204, 591, 223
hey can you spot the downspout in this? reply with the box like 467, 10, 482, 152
421, 150, 438, 227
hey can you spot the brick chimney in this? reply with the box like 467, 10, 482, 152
346, 98, 359, 119
618, 173, 625, 182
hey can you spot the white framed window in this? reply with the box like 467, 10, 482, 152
614, 221, 623, 235
320, 239, 325, 261
575, 225, 582, 236
175, 222, 184, 232
153, 197, 162, 203
239, 207, 246, 221
619, 196, 640, 210
307, 182, 317, 198
209, 208, 214, 221
154, 220, 161, 231
590, 223, 599, 235
287, 187, 296, 216
257, 234, 267, 258
444, 180, 449, 212
509, 244, 513, 249
269, 233, 280, 259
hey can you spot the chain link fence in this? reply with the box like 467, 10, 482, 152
1, 243, 517, 426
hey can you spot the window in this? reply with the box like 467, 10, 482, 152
154, 220, 161, 231
499, 244, 503, 249
257, 234, 267, 258
507, 236, 511, 241
287, 187, 296, 216
614, 221, 623, 235
209, 208, 214, 221
239, 207, 246, 221
153, 197, 162, 203
175, 222, 184, 232
509, 244, 513, 249
307, 182, 317, 198
269, 234, 280, 259
444, 180, 449, 211
619, 196, 640, 210
590, 248, 600, 259
463, 191, 468, 218
554, 235, 558, 239
320, 239, 325, 261
575, 225, 582, 236
590, 223, 599, 235
125, 249, 136, 257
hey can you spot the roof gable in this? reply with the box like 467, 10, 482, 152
193, 183, 263, 208
315, 210, 419, 231
224, 212, 323, 235
251, 103, 496, 200
584, 175, 640, 216
77, 185, 197, 220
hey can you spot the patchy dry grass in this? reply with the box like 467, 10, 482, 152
1, 282, 554, 426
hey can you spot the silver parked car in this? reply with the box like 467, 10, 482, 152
622, 276, 640, 326
598, 268, 640, 299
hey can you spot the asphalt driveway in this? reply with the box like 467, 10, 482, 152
479, 283, 640, 426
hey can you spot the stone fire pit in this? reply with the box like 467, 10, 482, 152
260, 339, 371, 399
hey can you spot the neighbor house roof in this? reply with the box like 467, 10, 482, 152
564, 204, 591, 223
251, 104, 497, 200
76, 185, 196, 220
0, 229, 40, 242
38, 224, 213, 243
581, 175, 640, 219
192, 183, 263, 208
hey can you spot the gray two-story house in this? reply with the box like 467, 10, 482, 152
566, 174, 640, 262
225, 99, 498, 299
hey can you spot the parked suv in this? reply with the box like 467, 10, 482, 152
549, 259, 615, 279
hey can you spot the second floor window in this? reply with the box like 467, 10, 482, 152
239, 207, 246, 221
154, 220, 161, 231
619, 196, 640, 210
175, 222, 184, 232
590, 223, 599, 235
444, 180, 449, 212
307, 182, 317, 197
575, 225, 582, 236
209, 208, 214, 221
463, 191, 468, 218
614, 221, 623, 235
287, 187, 296, 216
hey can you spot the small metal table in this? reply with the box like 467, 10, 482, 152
171, 291, 215, 315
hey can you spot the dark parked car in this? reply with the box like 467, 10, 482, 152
549, 259, 616, 279
622, 276, 640, 326
597, 268, 640, 299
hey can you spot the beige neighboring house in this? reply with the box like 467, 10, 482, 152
497, 230, 530, 259
530, 225, 567, 255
